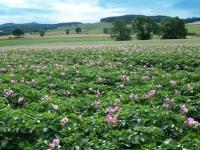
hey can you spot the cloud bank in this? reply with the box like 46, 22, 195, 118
0, 0, 199, 24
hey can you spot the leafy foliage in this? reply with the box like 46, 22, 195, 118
132, 17, 157, 40
111, 20, 131, 41
65, 29, 70, 34
12, 29, 24, 38
103, 28, 111, 34
0, 45, 200, 149
75, 27, 82, 34
161, 17, 188, 39
39, 31, 45, 37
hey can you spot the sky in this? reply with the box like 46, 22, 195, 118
0, 0, 199, 24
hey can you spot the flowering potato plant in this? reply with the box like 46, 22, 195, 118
0, 45, 200, 149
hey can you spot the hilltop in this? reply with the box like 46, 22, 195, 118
100, 15, 200, 23
0, 22, 82, 35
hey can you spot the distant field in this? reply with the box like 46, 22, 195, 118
0, 34, 112, 47
0, 35, 200, 51
51, 22, 200, 35
0, 22, 200, 48
48, 22, 113, 35
186, 24, 200, 34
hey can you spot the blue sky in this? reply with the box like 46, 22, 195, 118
0, 0, 199, 24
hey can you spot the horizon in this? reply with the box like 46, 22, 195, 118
0, 0, 200, 24
0, 14, 200, 25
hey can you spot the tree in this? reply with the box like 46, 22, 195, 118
39, 31, 45, 37
132, 17, 157, 40
103, 28, 108, 34
12, 29, 24, 38
111, 20, 131, 41
75, 27, 81, 34
65, 29, 70, 34
161, 17, 187, 39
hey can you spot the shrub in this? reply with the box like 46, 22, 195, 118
111, 20, 131, 41
12, 29, 24, 38
132, 17, 157, 40
161, 17, 188, 39
39, 31, 45, 37
65, 29, 70, 34
75, 27, 81, 34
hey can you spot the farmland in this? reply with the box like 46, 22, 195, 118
186, 24, 200, 34
0, 22, 199, 48
0, 40, 200, 149
0, 18, 200, 150
1, 0, 200, 149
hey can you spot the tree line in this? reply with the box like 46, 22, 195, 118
100, 15, 200, 24
11, 16, 188, 40
12, 27, 82, 38
110, 17, 188, 41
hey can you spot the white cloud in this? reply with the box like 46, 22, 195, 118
0, 0, 39, 8
0, 0, 125, 23
51, 1, 125, 22
0, 0, 197, 24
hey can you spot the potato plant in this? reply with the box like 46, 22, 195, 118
0, 45, 200, 149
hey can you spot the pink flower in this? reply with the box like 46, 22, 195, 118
63, 90, 71, 97
49, 143, 56, 149
116, 84, 124, 90
175, 90, 181, 95
145, 90, 156, 99
52, 139, 60, 146
60, 117, 69, 125
107, 106, 120, 114
180, 105, 189, 114
163, 97, 170, 103
11, 80, 17, 84
129, 93, 139, 101
41, 95, 51, 102
3, 88, 16, 98
186, 118, 194, 125
49, 139, 60, 149
106, 114, 118, 124
96, 90, 102, 97
185, 117, 199, 128
162, 97, 174, 109
170, 80, 177, 86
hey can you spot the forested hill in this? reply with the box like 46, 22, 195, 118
0, 22, 82, 35
100, 15, 200, 23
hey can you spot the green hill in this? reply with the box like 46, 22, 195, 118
0, 22, 82, 35
101, 15, 200, 23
